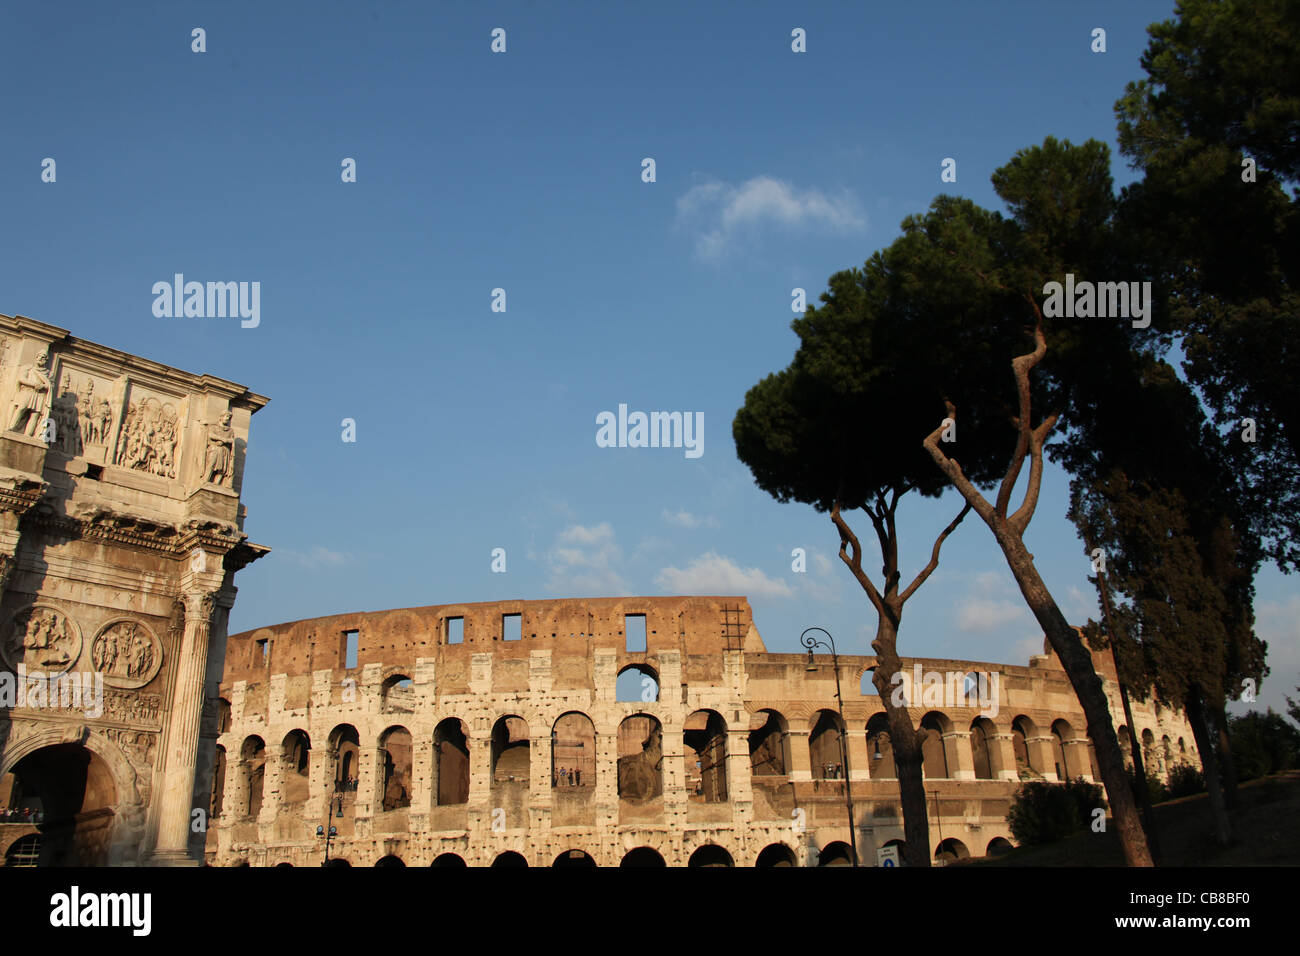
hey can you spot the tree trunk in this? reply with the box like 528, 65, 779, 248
1216, 705, 1239, 809
1187, 691, 1232, 845
870, 616, 931, 867
991, 524, 1154, 866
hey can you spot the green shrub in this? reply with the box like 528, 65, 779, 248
1166, 764, 1205, 799
1007, 778, 1105, 847
1129, 766, 1169, 805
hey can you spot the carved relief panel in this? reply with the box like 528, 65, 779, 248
90, 619, 164, 689
43, 364, 122, 461
115, 389, 185, 480
1, 603, 82, 675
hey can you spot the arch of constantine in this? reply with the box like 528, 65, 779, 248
210, 595, 1199, 867
0, 314, 268, 867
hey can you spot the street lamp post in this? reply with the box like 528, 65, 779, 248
317, 795, 343, 865
802, 626, 859, 867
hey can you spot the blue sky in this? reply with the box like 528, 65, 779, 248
2, 1, 1295, 716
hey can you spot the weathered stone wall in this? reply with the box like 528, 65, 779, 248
212, 595, 1199, 867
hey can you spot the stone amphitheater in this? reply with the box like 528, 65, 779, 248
208, 595, 1199, 867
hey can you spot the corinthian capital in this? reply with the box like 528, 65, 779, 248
182, 590, 216, 623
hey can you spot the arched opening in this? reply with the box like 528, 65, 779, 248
374, 855, 405, 867
240, 736, 266, 818
617, 714, 663, 801
1012, 715, 1040, 777
431, 853, 467, 867
381, 674, 414, 714
491, 715, 530, 829
433, 718, 470, 806
817, 841, 855, 866
552, 712, 595, 790
1, 743, 118, 866
866, 712, 896, 779
935, 838, 970, 865
490, 851, 529, 867
323, 858, 351, 868
919, 712, 950, 779
552, 849, 597, 868
1117, 725, 1133, 771
1050, 719, 1072, 781
615, 664, 659, 703
688, 844, 733, 867
860, 667, 879, 695
280, 730, 310, 811
970, 717, 995, 780
1141, 728, 1159, 777
275, 862, 293, 867
210, 745, 226, 819
809, 710, 845, 780
1162, 735, 1173, 776
491, 716, 531, 783
217, 698, 231, 734
328, 724, 360, 817
985, 836, 1014, 858
748, 710, 789, 776
754, 843, 798, 867
684, 709, 727, 802
620, 846, 666, 867
380, 726, 413, 811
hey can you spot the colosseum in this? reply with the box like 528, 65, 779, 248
208, 595, 1199, 867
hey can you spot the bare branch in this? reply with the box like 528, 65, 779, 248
1009, 413, 1059, 535
900, 500, 973, 603
923, 402, 998, 525
831, 499, 887, 619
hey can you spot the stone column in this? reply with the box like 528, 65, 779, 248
846, 722, 871, 781
945, 730, 976, 780
788, 729, 812, 781
1062, 738, 1093, 782
356, 746, 382, 819
1026, 734, 1059, 782
150, 589, 217, 864
307, 744, 332, 823
991, 732, 1019, 781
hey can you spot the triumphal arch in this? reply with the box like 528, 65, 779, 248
0, 314, 268, 866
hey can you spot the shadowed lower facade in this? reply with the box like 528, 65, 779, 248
210, 596, 1198, 867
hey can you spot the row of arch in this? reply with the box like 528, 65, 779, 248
215, 706, 1135, 818
231, 835, 1014, 868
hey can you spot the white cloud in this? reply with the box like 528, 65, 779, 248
661, 508, 719, 529
278, 546, 350, 568
1011, 631, 1048, 664
546, 522, 630, 595
675, 175, 866, 259
956, 598, 1028, 633
655, 551, 793, 599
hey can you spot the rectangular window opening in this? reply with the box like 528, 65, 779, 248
446, 617, 464, 645
256, 638, 271, 667
502, 613, 521, 642
343, 630, 359, 669
625, 614, 647, 653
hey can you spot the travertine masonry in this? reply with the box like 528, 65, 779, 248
212, 595, 1198, 867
